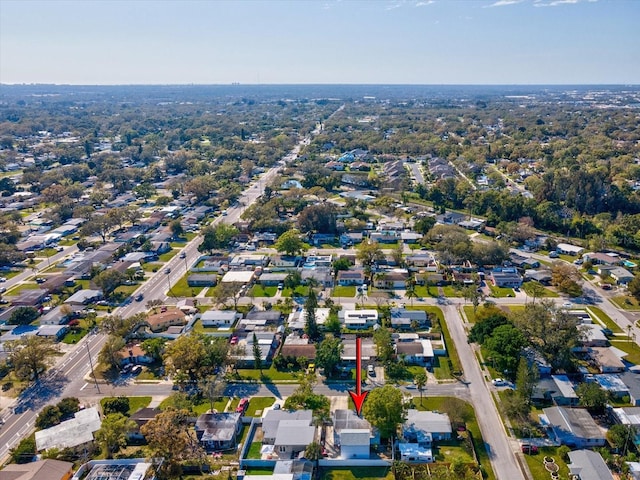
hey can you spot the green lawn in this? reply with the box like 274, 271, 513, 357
5, 282, 41, 295
282, 286, 309, 297
159, 394, 229, 414
522, 281, 558, 298
158, 250, 178, 262
231, 365, 301, 382
611, 340, 640, 364
587, 306, 623, 333
415, 285, 438, 297
250, 285, 278, 297
100, 396, 152, 416
332, 285, 356, 297
319, 468, 393, 480
113, 284, 139, 297
462, 306, 476, 323
245, 396, 276, 416
489, 285, 516, 298
441, 285, 463, 297
61, 319, 91, 344
611, 295, 640, 311
169, 275, 204, 297
523, 446, 569, 480
247, 442, 262, 459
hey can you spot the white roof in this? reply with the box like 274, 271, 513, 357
557, 243, 585, 253
221, 270, 254, 283
35, 407, 101, 451
552, 375, 578, 399
340, 429, 370, 446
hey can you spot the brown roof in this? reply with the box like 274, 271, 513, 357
0, 459, 73, 480
396, 343, 424, 355
146, 308, 186, 328
280, 344, 316, 360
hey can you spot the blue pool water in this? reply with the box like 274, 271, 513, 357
623, 260, 637, 268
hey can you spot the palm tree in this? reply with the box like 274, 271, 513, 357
405, 278, 417, 306
304, 441, 323, 479
414, 372, 428, 406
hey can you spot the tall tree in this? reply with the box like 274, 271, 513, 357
199, 223, 239, 252
356, 240, 384, 283
414, 371, 428, 405
98, 336, 126, 370
373, 326, 395, 364
362, 385, 407, 440
140, 408, 206, 478
252, 333, 262, 372
7, 336, 59, 381
305, 288, 319, 341
315, 335, 343, 377
275, 229, 305, 256
95, 413, 136, 458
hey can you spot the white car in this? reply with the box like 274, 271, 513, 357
562, 302, 572, 308
492, 378, 507, 386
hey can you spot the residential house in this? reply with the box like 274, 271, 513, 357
609, 267, 635, 285
589, 347, 625, 373
128, 407, 162, 441
259, 273, 288, 286
533, 375, 579, 406
337, 269, 365, 286
64, 289, 103, 306
11, 289, 48, 307
120, 343, 154, 365
0, 459, 74, 480
620, 371, 640, 406
508, 253, 540, 269
270, 255, 302, 268
262, 410, 315, 459
524, 269, 552, 285
146, 308, 187, 333
395, 335, 434, 366
187, 274, 218, 287
402, 409, 452, 451
301, 268, 333, 288
389, 308, 430, 330
342, 309, 378, 330
369, 231, 399, 244
229, 254, 269, 269
35, 407, 102, 452
567, 449, 614, 480
37, 325, 68, 341
583, 252, 620, 266
195, 412, 242, 451
373, 269, 409, 289
332, 409, 377, 459
287, 308, 330, 332
556, 243, 585, 256
489, 267, 522, 288
201, 310, 241, 328
221, 270, 255, 284
233, 331, 279, 367
540, 407, 606, 448
611, 406, 640, 445
579, 324, 609, 348
405, 253, 438, 270
341, 336, 377, 364
39, 305, 77, 326
340, 232, 364, 246
398, 443, 433, 463
435, 211, 466, 225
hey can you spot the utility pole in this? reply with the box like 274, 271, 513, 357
86, 340, 100, 394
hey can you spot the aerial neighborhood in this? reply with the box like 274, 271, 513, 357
1, 84, 640, 480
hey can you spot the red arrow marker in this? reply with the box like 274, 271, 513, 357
348, 336, 369, 416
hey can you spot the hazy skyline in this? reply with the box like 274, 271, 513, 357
1, 0, 638, 85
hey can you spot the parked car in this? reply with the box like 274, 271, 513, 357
521, 444, 538, 454
367, 365, 375, 376
492, 378, 507, 386
236, 398, 249, 413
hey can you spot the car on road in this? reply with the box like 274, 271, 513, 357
134, 293, 144, 302
562, 302, 572, 308
179, 252, 186, 259
272, 403, 281, 410
0, 277, 6, 283
236, 398, 249, 414
164, 268, 171, 274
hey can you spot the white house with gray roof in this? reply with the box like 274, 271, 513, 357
568, 449, 614, 480
540, 407, 605, 448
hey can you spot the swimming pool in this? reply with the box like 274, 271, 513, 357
623, 260, 637, 268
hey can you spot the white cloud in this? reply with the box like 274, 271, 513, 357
534, 0, 596, 6
386, 2, 404, 10
415, 1, 435, 6
485, 0, 524, 7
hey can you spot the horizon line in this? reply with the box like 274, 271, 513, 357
1, 82, 639, 87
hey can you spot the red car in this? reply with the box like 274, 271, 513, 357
521, 444, 538, 454
236, 398, 249, 414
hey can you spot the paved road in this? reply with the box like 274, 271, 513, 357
442, 303, 525, 480
2, 245, 78, 292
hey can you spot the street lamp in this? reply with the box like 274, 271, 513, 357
166, 271, 173, 298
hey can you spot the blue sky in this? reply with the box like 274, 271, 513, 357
1, 0, 638, 85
